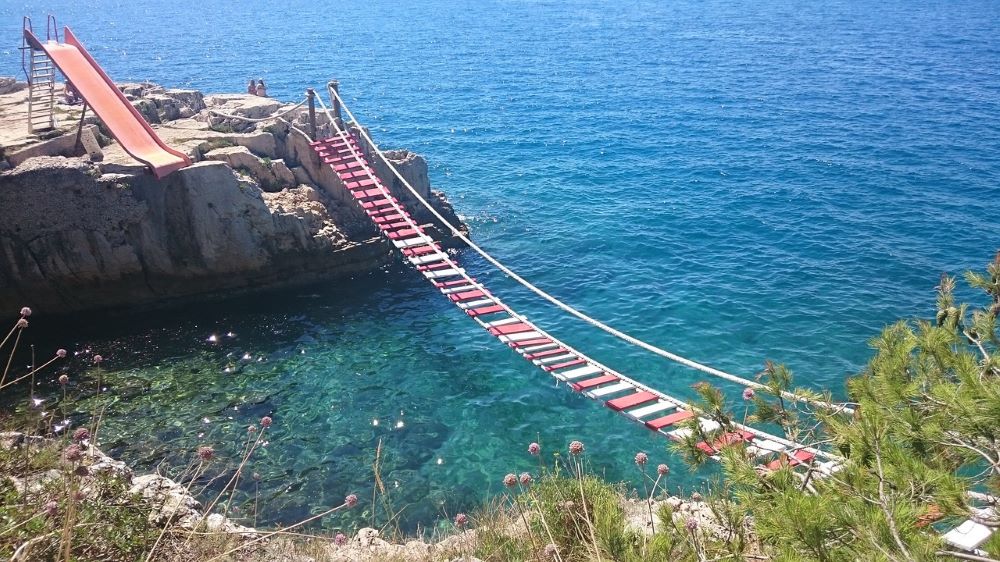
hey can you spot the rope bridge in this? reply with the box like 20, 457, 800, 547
304, 87, 993, 555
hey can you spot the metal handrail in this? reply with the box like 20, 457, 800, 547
46, 14, 59, 43
20, 16, 33, 82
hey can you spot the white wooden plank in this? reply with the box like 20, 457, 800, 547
458, 298, 495, 309
626, 401, 674, 419
668, 418, 721, 441
440, 284, 477, 294
588, 382, 634, 397
518, 343, 559, 354
499, 331, 543, 343
394, 236, 433, 248
409, 252, 448, 265
485, 318, 521, 328
555, 365, 601, 380
423, 267, 465, 279
944, 510, 995, 551
746, 439, 784, 458
533, 353, 577, 365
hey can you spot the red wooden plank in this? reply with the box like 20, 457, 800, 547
387, 228, 421, 240
524, 347, 569, 360
543, 358, 586, 372
644, 410, 693, 430
352, 188, 384, 199
380, 221, 412, 230
607, 391, 658, 412
449, 289, 486, 302
695, 431, 755, 455
766, 450, 815, 470
571, 374, 618, 392
488, 322, 533, 336
417, 261, 451, 272
360, 198, 397, 209
431, 278, 469, 288
373, 213, 406, 224
466, 305, 506, 317
333, 162, 365, 172
507, 338, 552, 349
404, 244, 441, 257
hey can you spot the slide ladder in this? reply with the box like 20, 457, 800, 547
21, 17, 56, 133
22, 22, 191, 179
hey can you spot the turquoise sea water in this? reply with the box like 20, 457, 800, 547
2, 0, 999, 531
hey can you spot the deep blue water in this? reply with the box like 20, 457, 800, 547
2, 0, 999, 532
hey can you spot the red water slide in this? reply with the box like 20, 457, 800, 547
23, 27, 191, 179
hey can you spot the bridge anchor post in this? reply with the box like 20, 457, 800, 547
328, 80, 343, 130
305, 88, 317, 140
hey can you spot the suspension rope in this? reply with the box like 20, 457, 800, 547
207, 98, 307, 123
324, 85, 855, 417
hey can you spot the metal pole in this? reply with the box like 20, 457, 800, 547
74, 102, 88, 152
306, 88, 316, 140
328, 80, 342, 126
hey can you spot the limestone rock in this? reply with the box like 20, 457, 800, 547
130, 474, 202, 526
0, 76, 25, 95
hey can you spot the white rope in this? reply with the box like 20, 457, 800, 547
312, 94, 841, 463
324, 85, 854, 416
207, 98, 307, 124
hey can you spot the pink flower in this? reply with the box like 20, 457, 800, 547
691, 492, 703, 502
686, 518, 699, 532
58, 374, 69, 386
742, 387, 755, 401
657, 464, 669, 476
56, 349, 67, 358
635, 452, 648, 466
569, 441, 584, 456
247, 425, 257, 433
503, 473, 517, 488
43, 500, 59, 517
63, 444, 83, 462
72, 428, 90, 443
543, 543, 559, 560
92, 355, 103, 364
260, 416, 272, 428
519, 472, 533, 486
15, 318, 28, 329
528, 442, 540, 456
197, 446, 214, 461
345, 494, 358, 508
20, 307, 31, 317
333, 532, 347, 546
454, 513, 469, 527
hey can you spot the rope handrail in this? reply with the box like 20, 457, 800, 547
323, 84, 855, 417
312, 94, 842, 463
206, 98, 307, 124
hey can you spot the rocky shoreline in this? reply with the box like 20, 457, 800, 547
0, 81, 466, 315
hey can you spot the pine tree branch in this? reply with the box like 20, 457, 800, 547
935, 551, 1000, 562
874, 438, 914, 560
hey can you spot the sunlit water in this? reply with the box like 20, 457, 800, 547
2, 0, 999, 532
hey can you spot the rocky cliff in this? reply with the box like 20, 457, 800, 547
0, 82, 466, 314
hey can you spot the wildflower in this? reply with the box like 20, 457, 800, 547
74, 465, 90, 477
569, 440, 584, 455
345, 494, 358, 508
742, 387, 755, 401
43, 500, 58, 517
15, 318, 28, 329
20, 307, 32, 317
543, 543, 559, 560
56, 349, 67, 358
63, 444, 83, 462
252, 472, 261, 481
248, 425, 257, 433
333, 532, 347, 546
657, 463, 670, 476
454, 512, 469, 527
260, 416, 272, 428
691, 492, 703, 502
519, 472, 533, 486
528, 442, 540, 456
197, 446, 214, 461
72, 490, 86, 502
72, 427, 90, 443
503, 473, 517, 488
686, 518, 699, 532
58, 374, 69, 386
635, 452, 648, 466
92, 354, 103, 364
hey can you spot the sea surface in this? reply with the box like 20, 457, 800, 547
2, 0, 999, 532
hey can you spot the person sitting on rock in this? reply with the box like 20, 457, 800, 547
247, 79, 256, 95
255, 79, 267, 97
63, 81, 80, 104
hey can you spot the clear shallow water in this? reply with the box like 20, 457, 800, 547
2, 0, 999, 532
